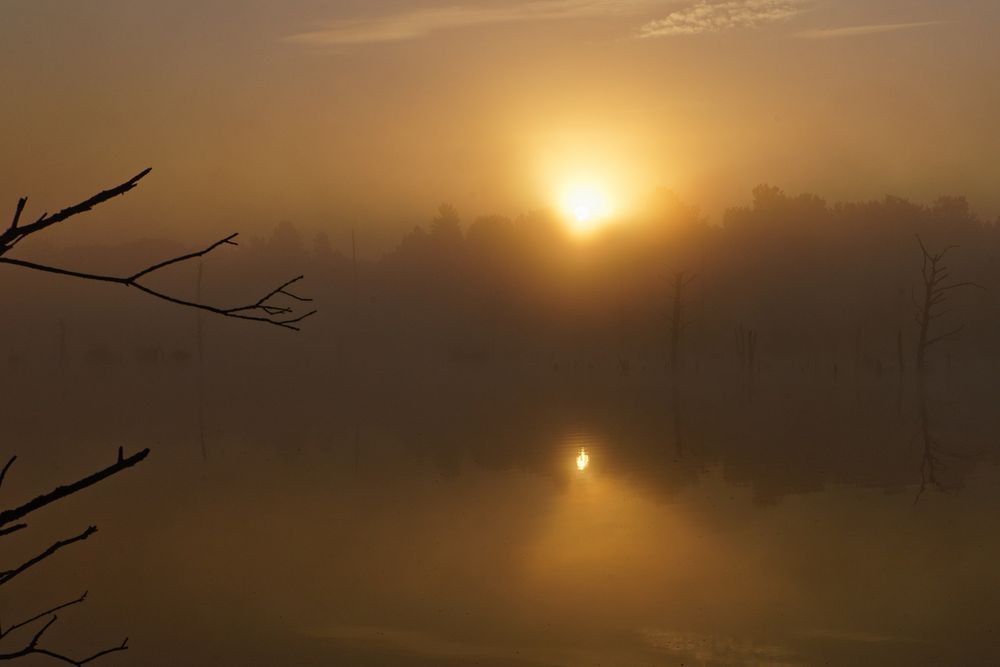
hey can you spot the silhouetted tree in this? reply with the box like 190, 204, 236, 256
430, 203, 462, 245
0, 169, 315, 663
913, 236, 982, 374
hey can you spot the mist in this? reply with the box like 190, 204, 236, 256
4, 2, 1000, 666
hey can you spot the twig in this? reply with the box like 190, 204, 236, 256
0, 456, 14, 490
0, 169, 150, 250
0, 246, 316, 331
0, 448, 148, 529
0, 592, 87, 639
0, 604, 128, 665
0, 526, 97, 587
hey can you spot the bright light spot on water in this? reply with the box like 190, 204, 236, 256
576, 448, 590, 471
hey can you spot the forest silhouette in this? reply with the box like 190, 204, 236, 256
9, 184, 994, 374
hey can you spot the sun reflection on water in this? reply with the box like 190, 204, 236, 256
576, 448, 590, 471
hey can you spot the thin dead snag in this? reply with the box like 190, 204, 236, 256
913, 236, 982, 373
0, 169, 316, 330
0, 449, 148, 663
667, 271, 697, 373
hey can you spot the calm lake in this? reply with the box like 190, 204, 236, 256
5, 362, 999, 666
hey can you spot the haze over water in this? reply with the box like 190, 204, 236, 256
3, 2, 1000, 666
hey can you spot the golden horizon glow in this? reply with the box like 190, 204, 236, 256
559, 183, 612, 235
576, 448, 590, 471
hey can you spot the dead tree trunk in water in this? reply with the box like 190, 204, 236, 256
735, 324, 757, 400
913, 237, 982, 374
667, 271, 696, 374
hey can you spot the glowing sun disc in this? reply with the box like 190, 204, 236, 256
560, 183, 611, 234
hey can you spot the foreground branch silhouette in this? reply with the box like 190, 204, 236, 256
0, 169, 316, 330
1, 169, 315, 663
0, 449, 148, 663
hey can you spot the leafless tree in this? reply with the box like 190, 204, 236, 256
913, 236, 982, 374
1, 169, 315, 663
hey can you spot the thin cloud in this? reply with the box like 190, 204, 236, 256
286, 0, 658, 47
638, 0, 805, 38
796, 20, 947, 40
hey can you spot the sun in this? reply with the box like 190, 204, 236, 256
559, 183, 612, 235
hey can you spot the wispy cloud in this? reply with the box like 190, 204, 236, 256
286, 0, 656, 47
796, 20, 947, 40
638, 0, 805, 38
640, 628, 800, 666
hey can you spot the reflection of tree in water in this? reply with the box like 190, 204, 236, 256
910, 379, 981, 505
914, 383, 945, 504
671, 384, 685, 459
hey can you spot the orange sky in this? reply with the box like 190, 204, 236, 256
2, 0, 999, 252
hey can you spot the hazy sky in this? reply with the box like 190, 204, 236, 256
2, 0, 999, 252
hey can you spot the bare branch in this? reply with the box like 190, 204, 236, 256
33, 636, 129, 666
0, 526, 97, 587
936, 244, 959, 260
0, 448, 148, 529
938, 281, 985, 293
130, 279, 317, 331
0, 169, 151, 251
0, 449, 147, 661
0, 523, 27, 538
34, 638, 130, 666
127, 233, 238, 282
0, 456, 15, 491
0, 256, 123, 285
930, 271, 951, 286
1, 170, 316, 330
926, 326, 964, 347
0, 239, 315, 331
0, 603, 128, 666
916, 234, 930, 259
7, 198, 26, 234
0, 592, 87, 640
0, 166, 317, 664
